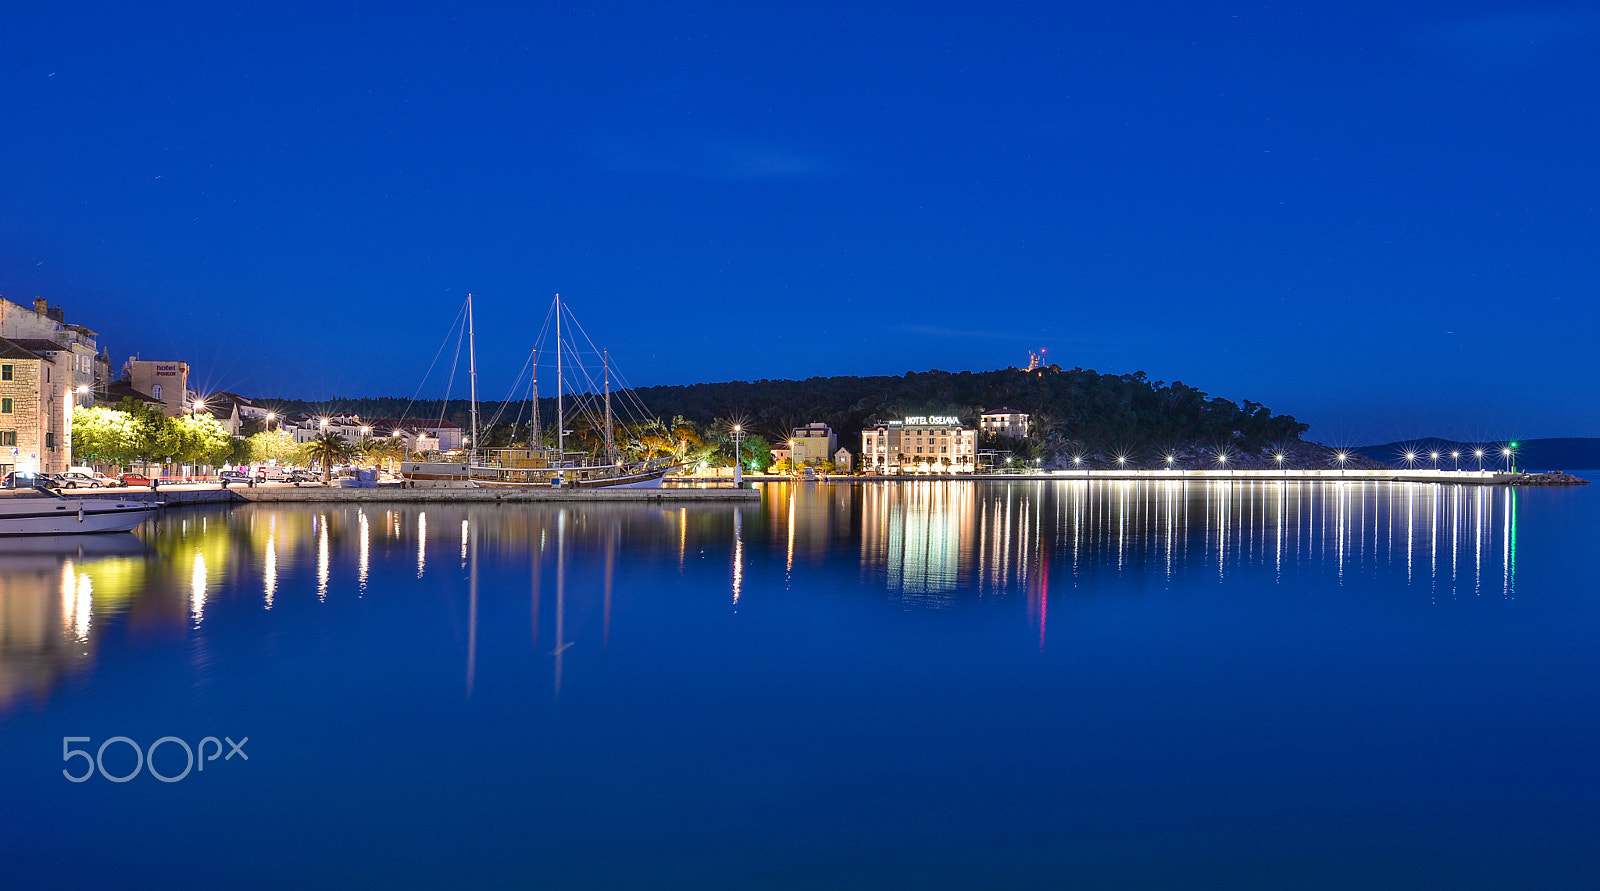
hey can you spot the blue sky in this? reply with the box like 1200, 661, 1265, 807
2, 1, 1596, 442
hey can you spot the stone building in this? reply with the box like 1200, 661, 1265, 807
0, 339, 63, 476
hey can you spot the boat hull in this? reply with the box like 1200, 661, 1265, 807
0, 498, 158, 535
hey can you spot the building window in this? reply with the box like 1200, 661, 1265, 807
152, 384, 162, 400
0, 364, 10, 381
0, 431, 12, 446
1, 398, 10, 413
46, 432, 54, 449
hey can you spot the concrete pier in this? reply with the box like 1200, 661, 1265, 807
77, 486, 760, 506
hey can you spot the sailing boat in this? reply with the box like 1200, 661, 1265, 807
401, 294, 679, 490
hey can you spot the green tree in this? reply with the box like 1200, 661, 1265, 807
71, 406, 142, 467
305, 432, 351, 485
171, 414, 234, 469
245, 430, 305, 465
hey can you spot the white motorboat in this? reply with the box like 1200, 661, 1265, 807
0, 490, 158, 535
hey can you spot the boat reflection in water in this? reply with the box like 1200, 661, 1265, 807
0, 480, 1524, 711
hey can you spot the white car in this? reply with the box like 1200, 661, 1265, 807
56, 471, 105, 489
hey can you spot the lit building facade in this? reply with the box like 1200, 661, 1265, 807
122, 358, 191, 417
979, 407, 1030, 438
860, 415, 978, 474
789, 422, 837, 467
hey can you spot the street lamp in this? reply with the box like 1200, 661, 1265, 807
1336, 451, 1349, 477
1474, 448, 1484, 472
731, 424, 744, 486
1403, 451, 1416, 468
1274, 452, 1285, 472
1166, 454, 1176, 471
1116, 455, 1127, 467
1451, 450, 1460, 471
266, 411, 276, 433
1430, 451, 1440, 470
320, 417, 330, 429
1500, 446, 1513, 473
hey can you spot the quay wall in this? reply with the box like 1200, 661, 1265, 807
79, 487, 759, 506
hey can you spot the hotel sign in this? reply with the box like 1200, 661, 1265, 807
155, 364, 180, 377
901, 416, 960, 426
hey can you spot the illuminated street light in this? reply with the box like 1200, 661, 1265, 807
320, 417, 330, 429
1501, 446, 1513, 473
1430, 450, 1440, 470
1274, 452, 1285, 470
1166, 454, 1176, 470
1451, 450, 1461, 471
1116, 455, 1126, 467
1474, 448, 1484, 471
266, 411, 276, 433
1403, 451, 1416, 468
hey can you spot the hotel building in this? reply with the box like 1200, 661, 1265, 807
860, 416, 978, 474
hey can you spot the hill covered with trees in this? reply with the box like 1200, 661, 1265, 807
266, 365, 1314, 467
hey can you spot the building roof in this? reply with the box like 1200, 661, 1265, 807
0, 337, 46, 361
981, 407, 1028, 416
98, 380, 162, 406
4, 338, 67, 355
211, 390, 264, 408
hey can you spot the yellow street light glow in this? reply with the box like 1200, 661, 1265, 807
266, 412, 275, 420
75, 385, 89, 394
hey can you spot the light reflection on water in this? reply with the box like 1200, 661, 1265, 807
0, 479, 1529, 714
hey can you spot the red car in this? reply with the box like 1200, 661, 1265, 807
120, 472, 153, 486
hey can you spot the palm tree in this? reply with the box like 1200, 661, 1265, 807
306, 431, 351, 485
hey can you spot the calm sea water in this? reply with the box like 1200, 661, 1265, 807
2, 478, 1597, 889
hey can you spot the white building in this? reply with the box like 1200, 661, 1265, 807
861, 415, 978, 474
979, 407, 1030, 439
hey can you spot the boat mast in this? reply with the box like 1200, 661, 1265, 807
467, 293, 480, 455
604, 348, 614, 462
555, 294, 564, 461
530, 345, 539, 448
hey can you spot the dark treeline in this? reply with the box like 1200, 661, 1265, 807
265, 365, 1309, 457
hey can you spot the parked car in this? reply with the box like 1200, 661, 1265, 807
257, 466, 292, 482
4, 471, 57, 489
287, 469, 319, 483
218, 469, 253, 485
121, 472, 153, 486
57, 471, 106, 489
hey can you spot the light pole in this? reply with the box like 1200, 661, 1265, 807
1217, 452, 1229, 478
1167, 453, 1176, 473
266, 411, 276, 433
1336, 451, 1349, 477
1430, 451, 1439, 471
731, 424, 744, 487
1500, 446, 1513, 473
1451, 450, 1460, 472
1474, 448, 1484, 472
1403, 451, 1416, 469
1073, 455, 1083, 478
1274, 452, 1285, 473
